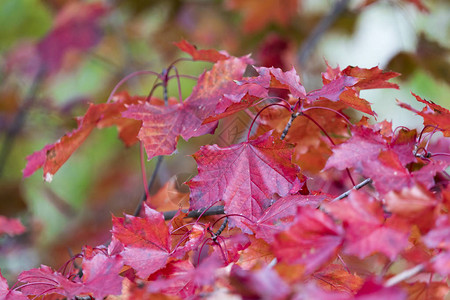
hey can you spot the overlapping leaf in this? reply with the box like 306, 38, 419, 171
398, 93, 450, 137
309, 65, 400, 115
123, 57, 251, 160
174, 40, 230, 62
247, 193, 327, 242
23, 92, 142, 181
187, 131, 300, 230
147, 255, 222, 297
324, 126, 418, 195
17, 252, 123, 299
38, 2, 108, 73
111, 204, 173, 278
226, 0, 298, 33
0, 272, 27, 300
273, 206, 344, 274
324, 191, 410, 260
0, 216, 25, 236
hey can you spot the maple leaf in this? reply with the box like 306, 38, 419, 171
147, 255, 222, 297
37, 2, 108, 73
17, 265, 83, 298
273, 206, 344, 274
187, 131, 300, 231
0, 216, 25, 236
324, 126, 420, 195
385, 184, 438, 233
309, 66, 400, 115
0, 272, 28, 300
247, 194, 327, 242
111, 204, 173, 278
23, 92, 142, 181
230, 265, 290, 300
239, 236, 275, 268
324, 191, 409, 260
311, 264, 363, 294
423, 215, 450, 249
398, 93, 450, 137
226, 0, 298, 33
403, 281, 449, 300
354, 278, 407, 300
123, 57, 251, 160
174, 40, 230, 62
80, 252, 124, 299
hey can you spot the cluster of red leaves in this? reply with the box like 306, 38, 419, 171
4, 42, 449, 299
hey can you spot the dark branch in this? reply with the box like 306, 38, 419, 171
329, 178, 373, 203
0, 67, 46, 177
163, 205, 225, 221
281, 112, 300, 140
298, 0, 350, 67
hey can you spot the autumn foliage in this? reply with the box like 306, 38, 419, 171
0, 37, 446, 299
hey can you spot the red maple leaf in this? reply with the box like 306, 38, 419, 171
17, 265, 82, 298
247, 194, 327, 242
23, 92, 142, 181
80, 253, 124, 299
324, 126, 420, 195
174, 40, 230, 62
273, 206, 344, 274
147, 255, 222, 297
0, 272, 27, 300
37, 2, 108, 73
324, 191, 409, 260
17, 252, 123, 299
309, 66, 400, 115
385, 184, 438, 233
353, 278, 407, 300
311, 264, 363, 294
398, 93, 450, 137
123, 57, 250, 160
112, 204, 202, 279
226, 0, 298, 33
111, 204, 173, 278
187, 131, 301, 231
423, 214, 450, 275
0, 216, 25, 236
229, 265, 290, 300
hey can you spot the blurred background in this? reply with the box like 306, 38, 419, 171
0, 0, 448, 281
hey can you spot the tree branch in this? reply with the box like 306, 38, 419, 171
0, 67, 46, 177
163, 205, 225, 221
298, 0, 350, 67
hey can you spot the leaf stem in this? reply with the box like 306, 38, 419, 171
301, 112, 356, 186
106, 70, 162, 103
247, 103, 291, 141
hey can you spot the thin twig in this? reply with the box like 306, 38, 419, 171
281, 112, 300, 140
0, 67, 45, 177
211, 217, 228, 242
385, 263, 425, 287
298, 0, 350, 67
330, 178, 372, 203
163, 206, 225, 221
133, 155, 164, 216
